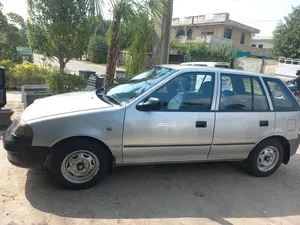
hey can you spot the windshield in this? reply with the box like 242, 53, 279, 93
106, 67, 176, 106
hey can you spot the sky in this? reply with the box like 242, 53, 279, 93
1, 0, 299, 36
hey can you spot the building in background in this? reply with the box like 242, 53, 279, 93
250, 36, 273, 49
171, 13, 270, 58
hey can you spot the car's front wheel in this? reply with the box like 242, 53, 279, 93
50, 139, 110, 189
246, 138, 284, 177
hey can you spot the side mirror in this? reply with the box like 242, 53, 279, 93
137, 97, 161, 111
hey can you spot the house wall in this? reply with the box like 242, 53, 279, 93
171, 25, 252, 52
229, 27, 252, 50
234, 57, 263, 73
170, 25, 225, 40
250, 39, 273, 49
234, 57, 277, 74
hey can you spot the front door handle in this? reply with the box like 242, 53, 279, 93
196, 121, 207, 128
260, 120, 269, 127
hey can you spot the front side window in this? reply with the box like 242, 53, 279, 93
105, 67, 176, 105
220, 74, 269, 111
263, 78, 299, 111
148, 72, 215, 111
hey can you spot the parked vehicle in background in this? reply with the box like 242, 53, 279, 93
276, 57, 300, 79
286, 76, 300, 99
181, 62, 230, 68
3, 65, 300, 189
287, 84, 300, 99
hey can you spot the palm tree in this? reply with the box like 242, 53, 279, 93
86, 0, 173, 88
104, 0, 165, 88
160, 0, 173, 64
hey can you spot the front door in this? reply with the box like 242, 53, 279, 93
123, 71, 216, 164
209, 73, 275, 159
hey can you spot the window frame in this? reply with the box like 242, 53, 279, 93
263, 77, 300, 112
223, 27, 232, 39
137, 71, 217, 112
218, 73, 271, 112
240, 32, 246, 44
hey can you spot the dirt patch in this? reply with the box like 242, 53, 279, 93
0, 143, 300, 225
4, 102, 24, 120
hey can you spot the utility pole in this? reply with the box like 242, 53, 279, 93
160, 0, 173, 64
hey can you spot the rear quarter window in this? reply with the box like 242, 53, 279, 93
263, 78, 300, 111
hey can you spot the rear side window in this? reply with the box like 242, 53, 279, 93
263, 78, 299, 111
220, 74, 269, 111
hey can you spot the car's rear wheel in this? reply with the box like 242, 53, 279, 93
246, 138, 284, 177
50, 139, 110, 189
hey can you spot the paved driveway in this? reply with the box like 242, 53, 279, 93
33, 54, 107, 75
0, 139, 300, 225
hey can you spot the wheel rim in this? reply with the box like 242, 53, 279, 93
257, 146, 279, 172
61, 150, 100, 184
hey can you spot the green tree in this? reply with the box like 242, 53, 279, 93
0, 2, 8, 30
272, 5, 300, 59
87, 36, 108, 63
27, 0, 91, 73
0, 4, 23, 62
7, 12, 28, 47
126, 12, 153, 76
90, 15, 111, 37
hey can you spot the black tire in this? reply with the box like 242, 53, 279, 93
246, 138, 284, 177
50, 138, 110, 189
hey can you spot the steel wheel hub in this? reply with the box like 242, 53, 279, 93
257, 146, 279, 172
61, 150, 100, 184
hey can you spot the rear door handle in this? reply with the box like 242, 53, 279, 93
196, 121, 207, 128
260, 120, 269, 127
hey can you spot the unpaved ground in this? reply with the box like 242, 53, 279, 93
4, 91, 23, 120
1, 92, 300, 224
0, 143, 300, 225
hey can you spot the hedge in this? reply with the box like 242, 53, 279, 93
87, 36, 108, 64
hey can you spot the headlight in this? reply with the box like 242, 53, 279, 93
11, 118, 33, 138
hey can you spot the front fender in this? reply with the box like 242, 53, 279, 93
28, 107, 125, 165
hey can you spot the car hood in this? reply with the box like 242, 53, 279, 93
22, 91, 112, 121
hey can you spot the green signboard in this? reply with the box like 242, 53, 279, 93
16, 47, 33, 56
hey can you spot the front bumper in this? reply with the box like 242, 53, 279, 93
3, 123, 49, 169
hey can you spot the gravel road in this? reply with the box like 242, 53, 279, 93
0, 141, 300, 225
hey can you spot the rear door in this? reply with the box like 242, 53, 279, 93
208, 73, 275, 160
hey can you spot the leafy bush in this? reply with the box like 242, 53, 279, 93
45, 72, 87, 94
87, 36, 108, 64
187, 43, 236, 66
170, 42, 188, 55
5, 62, 49, 89
170, 42, 236, 67
0, 60, 17, 71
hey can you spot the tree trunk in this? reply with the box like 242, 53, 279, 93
59, 57, 66, 74
105, 11, 122, 88
160, 0, 173, 64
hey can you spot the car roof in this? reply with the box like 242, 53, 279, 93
160, 64, 279, 80
181, 62, 230, 66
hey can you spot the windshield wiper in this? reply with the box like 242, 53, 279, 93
96, 88, 121, 106
105, 95, 121, 106
96, 88, 106, 96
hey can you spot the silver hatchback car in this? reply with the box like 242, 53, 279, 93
3, 65, 300, 189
